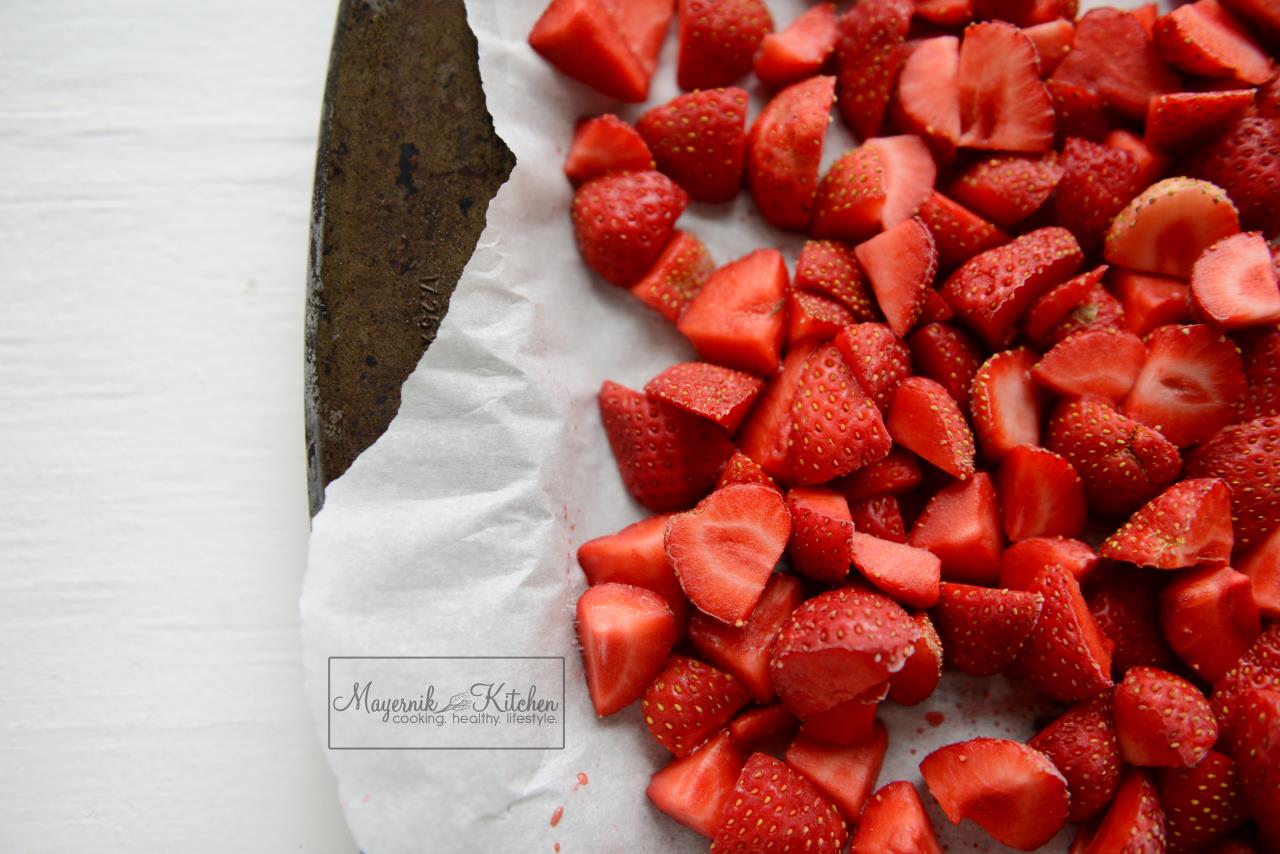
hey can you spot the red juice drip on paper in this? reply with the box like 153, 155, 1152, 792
550, 805, 564, 827
926, 711, 946, 727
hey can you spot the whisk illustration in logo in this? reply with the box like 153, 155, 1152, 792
328, 656, 565, 749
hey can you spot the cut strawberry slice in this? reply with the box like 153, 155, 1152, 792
677, 248, 788, 376
1033, 328, 1146, 402
1186, 416, 1280, 548
833, 323, 912, 412
997, 445, 1087, 542
956, 21, 1055, 152
675, 0, 773, 90
931, 582, 1044, 676
1104, 177, 1242, 279
754, 3, 839, 88
849, 495, 906, 543
1011, 561, 1114, 702
833, 0, 913, 139
1145, 90, 1256, 153
1211, 625, 1280, 749
529, 0, 655, 102
889, 613, 943, 704
786, 344, 892, 485
917, 191, 1009, 270
564, 114, 654, 184
1154, 0, 1274, 85
896, 36, 961, 146
629, 230, 714, 322
920, 737, 1070, 851
1238, 527, 1280, 620
1161, 565, 1261, 684
813, 138, 936, 243
1043, 283, 1127, 346
1107, 127, 1169, 188
1053, 136, 1141, 251
1087, 567, 1179, 675
887, 377, 975, 480
572, 170, 689, 287
855, 782, 944, 853
1190, 116, 1280, 234
1233, 688, 1280, 843
728, 703, 798, 749
785, 487, 853, 583
1082, 770, 1168, 853
745, 76, 835, 230
1047, 80, 1111, 144
578, 513, 689, 630
576, 583, 678, 716
1158, 750, 1251, 852
837, 446, 922, 501
1029, 694, 1121, 822
604, 0, 676, 75
1114, 269, 1191, 337
713, 753, 848, 853
909, 474, 1002, 583
1116, 666, 1218, 768
849, 532, 941, 608
971, 348, 1041, 461
785, 721, 888, 822
786, 291, 856, 348
688, 573, 804, 702
1023, 265, 1107, 346
646, 729, 746, 838
1023, 17, 1074, 73
736, 342, 815, 482
908, 322, 983, 410
643, 655, 749, 756
1051, 7, 1180, 120
1000, 536, 1100, 588
667, 484, 789, 626
645, 362, 764, 434
1191, 232, 1280, 330
636, 88, 748, 203
950, 154, 1062, 228
800, 693, 881, 746
793, 240, 877, 321
854, 218, 937, 338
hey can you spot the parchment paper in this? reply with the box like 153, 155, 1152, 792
301, 2, 1090, 850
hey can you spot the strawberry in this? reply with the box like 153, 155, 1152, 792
1231, 688, 1280, 843
1108, 128, 1170, 189
942, 226, 1084, 348
1221, 0, 1280, 37
578, 513, 689, 630
737, 342, 815, 481
605, 0, 677, 75
949, 153, 1062, 228
1104, 177, 1242, 280
1240, 329, 1280, 419
675, 0, 773, 90
1033, 328, 1147, 402
793, 240, 877, 322
917, 191, 1009, 270
1027, 267, 1114, 345
1029, 693, 1122, 822
854, 218, 938, 339
564, 114, 654, 184
1191, 232, 1280, 330
1211, 626, 1280, 749
729, 703, 798, 748
1043, 283, 1128, 346
1081, 770, 1167, 853
770, 586, 920, 718
688, 573, 805, 702
1237, 525, 1280, 619
849, 533, 941, 608
786, 344, 892, 485
920, 737, 1070, 850
572, 170, 688, 287
745, 76, 835, 230
956, 21, 1055, 152
1206, 837, 1265, 853
850, 781, 944, 854
716, 451, 777, 492
1047, 80, 1111, 144
998, 445, 1087, 542
813, 138, 936, 243
833, 0, 913, 139
785, 487, 853, 583
889, 613, 944, 704
599, 380, 734, 511
786, 291, 856, 348
848, 495, 906, 543
837, 446, 921, 501
910, 474, 1003, 583
1145, 90, 1256, 153
908, 322, 983, 410
1052, 137, 1141, 251
1154, 0, 1274, 85
931, 582, 1044, 676
1001, 536, 1101, 587
887, 377, 975, 480
754, 3, 839, 88
799, 693, 881, 746
666, 484, 791, 626
647, 729, 746, 837
1087, 567, 1179, 676
636, 88, 748, 203
895, 36, 961, 147
1102, 478, 1234, 569
529, 0, 656, 102
576, 583, 678, 716
1012, 561, 1115, 702
833, 323, 912, 411
1115, 666, 1218, 767
1114, 270, 1191, 337
1023, 17, 1075, 73
677, 248, 789, 376
712, 753, 848, 853
1045, 397, 1183, 517
1190, 117, 1280, 234
971, 348, 1041, 461
1161, 566, 1262, 684
629, 230, 714, 322
1051, 7, 1180, 120
1125, 325, 1246, 448
785, 722, 888, 822
645, 362, 765, 434
1158, 751, 1251, 853
643, 655, 750, 755
1185, 416, 1280, 548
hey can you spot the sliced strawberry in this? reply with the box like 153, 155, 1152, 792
599, 380, 734, 511
833, 323, 912, 411
1087, 567, 1179, 676
942, 226, 1084, 347
850, 781, 944, 854
1237, 526, 1280, 619
887, 377, 976, 481
889, 613, 944, 704
771, 586, 921, 718
786, 291, 856, 348
1161, 565, 1262, 684
713, 753, 848, 853
956, 21, 1055, 152
676, 0, 773, 90
1102, 478, 1234, 570
745, 75, 835, 230
1024, 266, 1107, 346
917, 191, 1009, 270
920, 737, 1070, 851
1240, 329, 1280, 419
629, 230, 714, 322
1221, 0, 1280, 37
1033, 328, 1146, 402
1051, 7, 1180, 120
908, 323, 983, 410
853, 219, 937, 339
578, 514, 689, 630
647, 729, 746, 838
950, 153, 1062, 228
1145, 90, 1256, 153
677, 248, 788, 376
1000, 536, 1101, 588
576, 583, 678, 716
645, 362, 764, 433
604, 0, 675, 74
1186, 416, 1280, 548
1047, 80, 1111, 144
754, 3, 839, 88
837, 446, 922, 501
1158, 751, 1251, 853
1011, 561, 1114, 702
800, 694, 881, 746
793, 240, 877, 321
1023, 17, 1074, 73
849, 533, 941, 608
833, 0, 914, 139
931, 582, 1044, 676
1190, 117, 1280, 234
896, 36, 961, 151
729, 703, 799, 749
1104, 177, 1242, 279
1082, 770, 1168, 854
1154, 0, 1274, 85
1115, 666, 1218, 767
1191, 232, 1280, 330
688, 573, 805, 702
736, 342, 815, 481
1114, 269, 1192, 337
1211, 625, 1280, 747
572, 170, 689, 287
785, 721, 888, 822
1107, 128, 1170, 189
1045, 397, 1183, 517
997, 445, 1087, 542
717, 452, 777, 490
849, 495, 906, 543
786, 344, 892, 485
666, 483, 790, 625
971, 348, 1041, 461
1043, 283, 1128, 346
564, 114, 654, 184
813, 138, 936, 243
1053, 136, 1141, 251
643, 655, 749, 756
636, 88, 748, 203
529, 0, 654, 102
785, 487, 853, 583
1029, 693, 1122, 822
909, 474, 1003, 583
1232, 688, 1280, 843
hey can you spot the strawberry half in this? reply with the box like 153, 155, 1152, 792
833, 0, 913, 139
713, 753, 848, 853
786, 291, 856, 348
1080, 770, 1168, 853
949, 153, 1062, 229
529, 0, 656, 102
1023, 17, 1074, 73
1101, 478, 1234, 569
1052, 136, 1141, 251
1047, 80, 1111, 144
1051, 7, 1180, 119
1237, 526, 1280, 619
576, 582, 678, 716
833, 323, 912, 411
1158, 751, 1251, 853
888, 377, 976, 480
889, 613, 944, 704
1186, 416, 1280, 547
1190, 116, 1280, 234
910, 474, 1003, 583
784, 722, 888, 822
1115, 665, 1218, 768
1232, 689, 1280, 843
896, 36, 961, 147
1033, 327, 1146, 403
736, 342, 815, 481
564, 114, 654, 184
1153, 0, 1274, 85
850, 781, 943, 854
643, 655, 750, 755
971, 348, 1041, 461
1211, 625, 1280, 749
1001, 536, 1101, 587
1161, 565, 1262, 685
636, 88, 748, 203
854, 218, 938, 338
785, 487, 853, 583
578, 513, 689, 630
1145, 90, 1256, 154
813, 139, 936, 243
1029, 693, 1122, 822
956, 21, 1056, 152
793, 240, 877, 322
1191, 232, 1280, 330
677, 248, 789, 376
786, 344, 892, 485
572, 170, 689, 287
1087, 567, 1179, 676
645, 362, 764, 434
1106, 127, 1169, 189
1012, 561, 1115, 702
838, 446, 922, 502
753, 3, 839, 88
1114, 269, 1191, 338
908, 322, 983, 410
629, 230, 714, 322
1104, 177, 1242, 279
849, 495, 906, 543
729, 703, 798, 748
745, 75, 835, 230
931, 582, 1044, 676
675, 0, 773, 90
647, 729, 746, 838
917, 191, 1009, 270
849, 532, 941, 608
800, 694, 881, 746
997, 445, 1087, 542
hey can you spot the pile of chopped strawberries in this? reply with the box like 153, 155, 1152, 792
532, 0, 1280, 849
